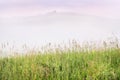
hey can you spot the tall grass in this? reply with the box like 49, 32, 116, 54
0, 38, 120, 80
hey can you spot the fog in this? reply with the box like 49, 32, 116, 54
0, 13, 120, 50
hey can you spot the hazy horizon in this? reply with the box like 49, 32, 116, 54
0, 0, 120, 18
0, 0, 120, 52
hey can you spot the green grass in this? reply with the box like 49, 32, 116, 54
0, 48, 120, 80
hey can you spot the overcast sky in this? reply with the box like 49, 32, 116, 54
0, 0, 120, 6
0, 0, 120, 18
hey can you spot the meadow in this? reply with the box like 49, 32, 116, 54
0, 39, 120, 80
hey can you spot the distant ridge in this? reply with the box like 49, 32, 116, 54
43, 10, 80, 16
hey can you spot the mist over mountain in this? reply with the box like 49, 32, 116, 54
0, 12, 120, 49
1, 11, 120, 27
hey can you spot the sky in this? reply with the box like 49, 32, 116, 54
0, 0, 120, 6
0, 0, 120, 18
0, 0, 120, 53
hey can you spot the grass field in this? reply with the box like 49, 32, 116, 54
0, 39, 120, 80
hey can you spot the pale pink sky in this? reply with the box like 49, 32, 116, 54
0, 0, 120, 18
